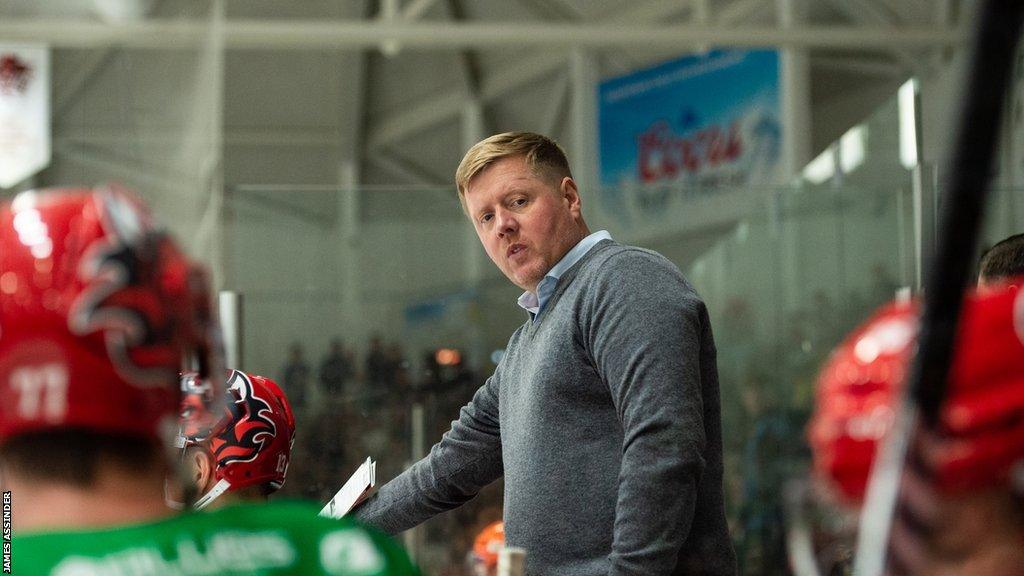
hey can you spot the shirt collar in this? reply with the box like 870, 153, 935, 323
516, 230, 612, 316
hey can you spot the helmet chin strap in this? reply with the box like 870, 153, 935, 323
194, 478, 231, 510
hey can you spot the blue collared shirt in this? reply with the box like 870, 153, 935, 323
517, 230, 612, 319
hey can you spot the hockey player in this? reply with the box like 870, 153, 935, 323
2, 186, 419, 575
170, 370, 296, 509
807, 281, 1024, 575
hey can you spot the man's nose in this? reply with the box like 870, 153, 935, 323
495, 209, 518, 237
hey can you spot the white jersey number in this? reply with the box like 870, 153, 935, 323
10, 364, 69, 421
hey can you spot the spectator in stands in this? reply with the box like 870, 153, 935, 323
387, 342, 410, 392
280, 342, 310, 408
319, 338, 353, 397
366, 335, 390, 390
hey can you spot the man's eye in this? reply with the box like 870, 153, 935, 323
479, 213, 493, 224
512, 198, 527, 207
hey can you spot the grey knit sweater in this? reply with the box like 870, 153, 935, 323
354, 240, 736, 576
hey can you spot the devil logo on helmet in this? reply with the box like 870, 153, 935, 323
0, 187, 217, 443
65, 187, 187, 389
209, 371, 278, 467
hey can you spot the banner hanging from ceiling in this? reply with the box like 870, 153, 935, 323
0, 45, 50, 189
598, 49, 782, 220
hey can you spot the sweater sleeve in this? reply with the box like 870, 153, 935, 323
352, 369, 504, 535
584, 250, 710, 576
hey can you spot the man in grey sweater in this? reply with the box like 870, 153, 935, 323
354, 132, 736, 575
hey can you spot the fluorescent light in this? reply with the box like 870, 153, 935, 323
840, 126, 867, 174
802, 148, 836, 185
898, 79, 919, 170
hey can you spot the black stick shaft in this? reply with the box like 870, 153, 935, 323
854, 3, 1024, 574
911, 0, 1024, 425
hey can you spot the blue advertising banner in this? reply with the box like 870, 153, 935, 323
599, 50, 781, 194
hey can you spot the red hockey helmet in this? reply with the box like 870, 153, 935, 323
470, 521, 505, 574
808, 301, 918, 504
930, 282, 1024, 493
178, 370, 296, 507
0, 186, 220, 443
808, 282, 1024, 503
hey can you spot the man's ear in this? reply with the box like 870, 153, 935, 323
560, 177, 582, 216
190, 448, 217, 493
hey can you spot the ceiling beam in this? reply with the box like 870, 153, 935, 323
400, 0, 441, 21
52, 0, 166, 124
229, 190, 336, 227
0, 19, 966, 50
368, 152, 447, 185
445, 0, 484, 97
513, 0, 583, 21
820, 0, 918, 72
53, 141, 198, 197
352, 0, 958, 151
888, 0, 935, 24
361, 3, 958, 149
56, 126, 342, 146
367, 91, 463, 149
541, 73, 570, 136
836, 0, 904, 25
592, 1, 695, 72
810, 54, 903, 77
603, 0, 692, 23
53, 50, 121, 123
717, 0, 771, 25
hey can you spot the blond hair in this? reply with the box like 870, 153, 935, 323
454, 132, 573, 214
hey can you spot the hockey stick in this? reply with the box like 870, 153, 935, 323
853, 1, 1024, 574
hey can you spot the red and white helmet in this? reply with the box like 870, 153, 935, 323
469, 521, 505, 576
807, 301, 918, 504
808, 281, 1024, 503
178, 369, 296, 508
0, 186, 220, 443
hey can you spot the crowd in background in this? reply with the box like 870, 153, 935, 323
274, 335, 497, 574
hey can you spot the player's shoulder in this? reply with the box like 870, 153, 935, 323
211, 499, 332, 525
15, 501, 419, 576
212, 501, 420, 574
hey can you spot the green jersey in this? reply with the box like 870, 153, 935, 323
12, 501, 420, 576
